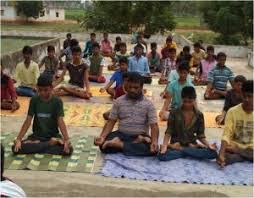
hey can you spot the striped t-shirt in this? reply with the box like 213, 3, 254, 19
207, 65, 234, 91
109, 95, 158, 135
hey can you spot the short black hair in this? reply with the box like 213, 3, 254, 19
217, 52, 227, 59
67, 33, 71, 37
178, 61, 190, 72
103, 32, 108, 36
194, 42, 201, 48
22, 45, 33, 55
242, 80, 253, 94
122, 72, 128, 79
207, 45, 214, 52
135, 43, 144, 50
92, 42, 100, 49
127, 72, 144, 86
166, 35, 173, 41
151, 42, 157, 48
71, 46, 82, 53
1, 144, 4, 181
90, 33, 96, 37
119, 42, 127, 48
169, 47, 176, 53
181, 86, 197, 99
47, 45, 55, 52
234, 75, 247, 83
37, 73, 53, 87
119, 57, 128, 65
70, 39, 79, 47
116, 36, 121, 41
183, 46, 190, 52
137, 35, 142, 40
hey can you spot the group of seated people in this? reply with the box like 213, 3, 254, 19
0, 32, 253, 173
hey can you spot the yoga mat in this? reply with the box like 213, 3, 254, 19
100, 141, 253, 185
0, 97, 30, 116
158, 111, 222, 128
1, 133, 98, 173
64, 103, 111, 127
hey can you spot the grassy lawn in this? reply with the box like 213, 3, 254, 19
175, 16, 203, 28
180, 31, 219, 44
65, 9, 85, 21
1, 36, 48, 54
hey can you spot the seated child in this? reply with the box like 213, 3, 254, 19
1, 67, 20, 111
54, 46, 92, 99
108, 42, 129, 71
191, 42, 206, 68
12, 74, 73, 155
128, 44, 152, 84
39, 45, 59, 85
114, 36, 122, 53
176, 46, 193, 67
217, 80, 253, 167
216, 75, 246, 125
194, 45, 216, 85
15, 46, 39, 97
103, 72, 129, 120
205, 52, 234, 100
147, 42, 161, 73
88, 42, 106, 83
159, 47, 177, 84
100, 57, 128, 97
94, 72, 159, 156
63, 33, 71, 49
159, 61, 194, 121
83, 32, 96, 58
161, 35, 177, 59
159, 86, 217, 161
132, 35, 147, 56
59, 39, 80, 65
1, 145, 26, 197
100, 32, 113, 58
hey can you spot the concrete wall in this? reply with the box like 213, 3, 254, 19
1, 6, 17, 21
1, 37, 61, 75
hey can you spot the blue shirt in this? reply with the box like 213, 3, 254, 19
128, 55, 150, 76
166, 80, 194, 110
207, 65, 234, 91
110, 70, 124, 87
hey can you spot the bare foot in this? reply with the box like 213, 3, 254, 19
102, 137, 123, 150
49, 138, 64, 146
23, 140, 40, 144
133, 135, 151, 144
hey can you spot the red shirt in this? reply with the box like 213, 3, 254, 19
114, 86, 125, 99
1, 75, 17, 101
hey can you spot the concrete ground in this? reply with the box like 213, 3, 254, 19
1, 36, 253, 197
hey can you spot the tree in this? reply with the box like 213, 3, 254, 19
199, 1, 253, 45
16, 1, 44, 20
81, 1, 176, 34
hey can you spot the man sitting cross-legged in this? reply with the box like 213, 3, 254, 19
217, 80, 253, 167
94, 72, 159, 156
12, 74, 73, 155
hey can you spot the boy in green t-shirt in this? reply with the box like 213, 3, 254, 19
12, 74, 72, 155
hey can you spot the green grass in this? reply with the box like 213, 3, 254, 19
65, 9, 85, 21
1, 36, 48, 54
180, 31, 219, 44
1, 23, 84, 32
175, 16, 202, 28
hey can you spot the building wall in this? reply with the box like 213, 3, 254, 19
0, 6, 65, 22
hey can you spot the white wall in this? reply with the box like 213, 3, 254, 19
1, 6, 17, 21
34, 8, 65, 22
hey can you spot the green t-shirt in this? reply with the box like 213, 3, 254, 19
28, 95, 64, 140
89, 54, 103, 75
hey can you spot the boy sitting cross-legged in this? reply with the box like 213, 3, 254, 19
159, 86, 217, 161
54, 46, 92, 99
12, 74, 73, 155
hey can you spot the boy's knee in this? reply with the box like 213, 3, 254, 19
103, 112, 110, 120
97, 76, 106, 83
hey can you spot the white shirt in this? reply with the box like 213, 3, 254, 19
0, 179, 26, 197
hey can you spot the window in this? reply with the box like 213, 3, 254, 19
1, 10, 4, 16
40, 10, 45, 17
56, 12, 59, 18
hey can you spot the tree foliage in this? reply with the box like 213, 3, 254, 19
16, 1, 44, 19
199, 1, 253, 45
81, 1, 176, 34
